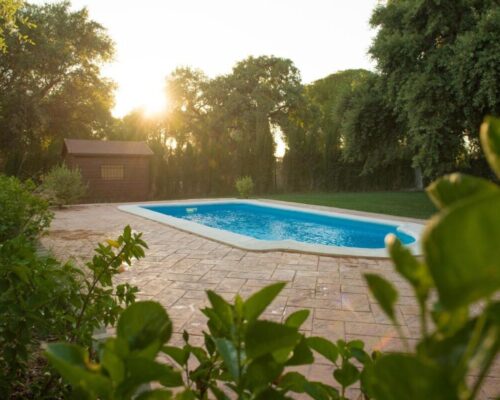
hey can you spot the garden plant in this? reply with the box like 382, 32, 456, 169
39, 164, 88, 207
0, 175, 148, 397
45, 117, 500, 399
235, 176, 255, 199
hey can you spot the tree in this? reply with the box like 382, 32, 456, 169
305, 69, 371, 189
369, 0, 500, 180
227, 56, 303, 192
0, 1, 115, 177
0, 0, 29, 52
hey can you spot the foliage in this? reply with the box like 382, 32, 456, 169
47, 283, 378, 399
0, 174, 52, 243
0, 225, 147, 397
0, 0, 31, 52
369, 0, 500, 179
358, 116, 500, 399
0, 1, 115, 177
39, 164, 87, 207
235, 176, 254, 198
0, 236, 82, 396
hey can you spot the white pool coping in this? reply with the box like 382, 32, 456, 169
118, 199, 425, 258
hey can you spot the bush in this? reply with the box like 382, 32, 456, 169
40, 164, 87, 207
0, 175, 52, 243
0, 226, 147, 397
46, 117, 500, 399
235, 175, 254, 198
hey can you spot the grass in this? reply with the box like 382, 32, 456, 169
263, 191, 436, 219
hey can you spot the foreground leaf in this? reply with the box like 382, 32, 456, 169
426, 173, 498, 209
423, 192, 500, 309
245, 321, 301, 359
364, 273, 398, 321
117, 301, 172, 355
45, 343, 111, 398
480, 116, 500, 178
363, 354, 458, 400
306, 337, 338, 364
244, 282, 286, 322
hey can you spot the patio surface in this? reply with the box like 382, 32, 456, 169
41, 202, 499, 399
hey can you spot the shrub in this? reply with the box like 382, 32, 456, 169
46, 117, 500, 399
40, 164, 87, 207
0, 175, 52, 243
235, 175, 254, 198
0, 226, 147, 397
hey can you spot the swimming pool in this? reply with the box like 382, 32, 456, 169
119, 200, 423, 257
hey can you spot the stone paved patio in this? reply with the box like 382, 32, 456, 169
41, 202, 499, 399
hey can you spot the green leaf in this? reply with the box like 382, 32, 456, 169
285, 309, 310, 328
214, 338, 239, 381
363, 354, 457, 400
285, 336, 314, 366
333, 360, 360, 387
117, 301, 172, 356
431, 303, 469, 336
364, 273, 398, 321
306, 336, 338, 364
304, 381, 339, 400
244, 354, 284, 389
101, 348, 125, 384
386, 235, 433, 305
162, 346, 189, 366
118, 358, 183, 396
206, 291, 233, 328
45, 343, 111, 398
426, 173, 498, 209
480, 116, 500, 178
245, 321, 301, 359
423, 192, 500, 309
12, 265, 30, 284
243, 282, 286, 322
204, 332, 215, 356
278, 371, 308, 392
350, 347, 372, 365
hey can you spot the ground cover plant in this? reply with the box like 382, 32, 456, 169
46, 118, 500, 399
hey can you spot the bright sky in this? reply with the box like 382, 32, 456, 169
39, 0, 379, 117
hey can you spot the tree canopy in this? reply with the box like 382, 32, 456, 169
369, 0, 500, 179
0, 1, 115, 177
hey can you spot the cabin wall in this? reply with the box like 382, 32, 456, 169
64, 154, 151, 202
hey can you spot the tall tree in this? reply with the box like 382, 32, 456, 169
370, 0, 500, 179
227, 56, 303, 192
0, 1, 115, 177
305, 69, 371, 189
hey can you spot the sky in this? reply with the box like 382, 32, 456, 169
38, 0, 380, 117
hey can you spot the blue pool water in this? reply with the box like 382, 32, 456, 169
142, 202, 415, 249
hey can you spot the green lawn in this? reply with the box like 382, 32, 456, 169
263, 191, 436, 219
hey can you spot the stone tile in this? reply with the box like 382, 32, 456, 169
341, 293, 370, 312
216, 278, 246, 292
312, 319, 345, 340
271, 269, 296, 281
345, 322, 410, 338
314, 309, 375, 323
